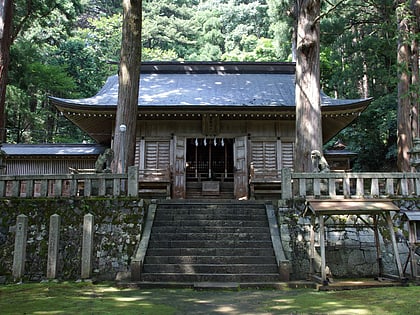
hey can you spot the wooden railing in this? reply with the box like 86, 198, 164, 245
281, 168, 420, 199
1, 166, 420, 199
0, 166, 139, 198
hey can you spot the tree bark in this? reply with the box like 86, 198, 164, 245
0, 0, 13, 143
397, 0, 419, 172
294, 0, 322, 172
112, 0, 142, 173
410, 0, 420, 139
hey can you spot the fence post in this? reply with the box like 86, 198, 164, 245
128, 166, 138, 197
281, 168, 292, 200
47, 214, 61, 279
12, 214, 28, 281
81, 213, 94, 279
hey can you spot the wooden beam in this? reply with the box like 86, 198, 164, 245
373, 215, 383, 277
384, 212, 404, 279
309, 215, 315, 277
319, 215, 326, 283
409, 222, 418, 279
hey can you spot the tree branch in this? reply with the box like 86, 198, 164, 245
314, 0, 348, 24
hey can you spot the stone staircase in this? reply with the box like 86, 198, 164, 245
133, 200, 287, 283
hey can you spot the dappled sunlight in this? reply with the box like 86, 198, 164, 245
214, 305, 237, 313
331, 309, 371, 315
2, 284, 419, 314
267, 292, 373, 315
194, 299, 214, 304
33, 312, 66, 314
93, 286, 121, 293
114, 296, 148, 302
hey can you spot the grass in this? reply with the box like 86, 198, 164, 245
0, 282, 419, 314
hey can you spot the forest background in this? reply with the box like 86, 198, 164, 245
6, 0, 400, 171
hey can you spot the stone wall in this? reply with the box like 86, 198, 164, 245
1, 197, 417, 283
278, 199, 417, 280
0, 198, 146, 283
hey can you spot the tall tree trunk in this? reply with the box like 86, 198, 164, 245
0, 0, 13, 144
411, 0, 420, 139
397, 0, 419, 172
294, 0, 321, 172
112, 0, 142, 173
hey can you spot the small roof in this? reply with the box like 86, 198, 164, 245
1, 143, 106, 156
324, 149, 357, 157
304, 199, 400, 216
50, 62, 372, 144
401, 211, 420, 221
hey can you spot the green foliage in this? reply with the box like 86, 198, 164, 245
320, 0, 399, 170
266, 0, 295, 60
3, 0, 408, 170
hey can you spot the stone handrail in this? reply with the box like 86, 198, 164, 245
281, 168, 420, 199
0, 166, 139, 198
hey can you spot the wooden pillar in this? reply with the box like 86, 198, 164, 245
319, 214, 326, 283
384, 212, 404, 279
309, 215, 315, 277
373, 215, 383, 277
409, 222, 418, 279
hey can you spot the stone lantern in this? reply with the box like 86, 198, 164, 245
409, 138, 420, 171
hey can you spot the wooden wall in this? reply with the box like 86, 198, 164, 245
5, 157, 97, 175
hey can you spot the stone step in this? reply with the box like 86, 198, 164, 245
155, 204, 265, 210
143, 264, 279, 274
144, 255, 277, 265
141, 273, 282, 283
148, 240, 273, 249
149, 232, 271, 241
151, 226, 270, 234
138, 201, 281, 284
154, 213, 267, 221
152, 219, 268, 227
146, 247, 275, 256
157, 203, 265, 209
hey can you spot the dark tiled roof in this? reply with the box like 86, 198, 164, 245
50, 62, 370, 108
1, 144, 106, 156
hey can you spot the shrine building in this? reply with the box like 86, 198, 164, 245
50, 61, 371, 199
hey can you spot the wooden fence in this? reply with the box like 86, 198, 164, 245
0, 166, 419, 199
0, 166, 139, 198
281, 168, 420, 199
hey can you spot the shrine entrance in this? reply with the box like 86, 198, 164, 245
185, 138, 235, 198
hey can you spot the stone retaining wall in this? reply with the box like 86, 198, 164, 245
1, 197, 417, 283
0, 198, 145, 283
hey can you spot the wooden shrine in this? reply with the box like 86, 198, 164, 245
51, 62, 371, 199
304, 199, 404, 285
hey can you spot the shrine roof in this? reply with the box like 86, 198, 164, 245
50, 62, 370, 108
49, 62, 372, 144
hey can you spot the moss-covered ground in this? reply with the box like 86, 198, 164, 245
0, 282, 419, 314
